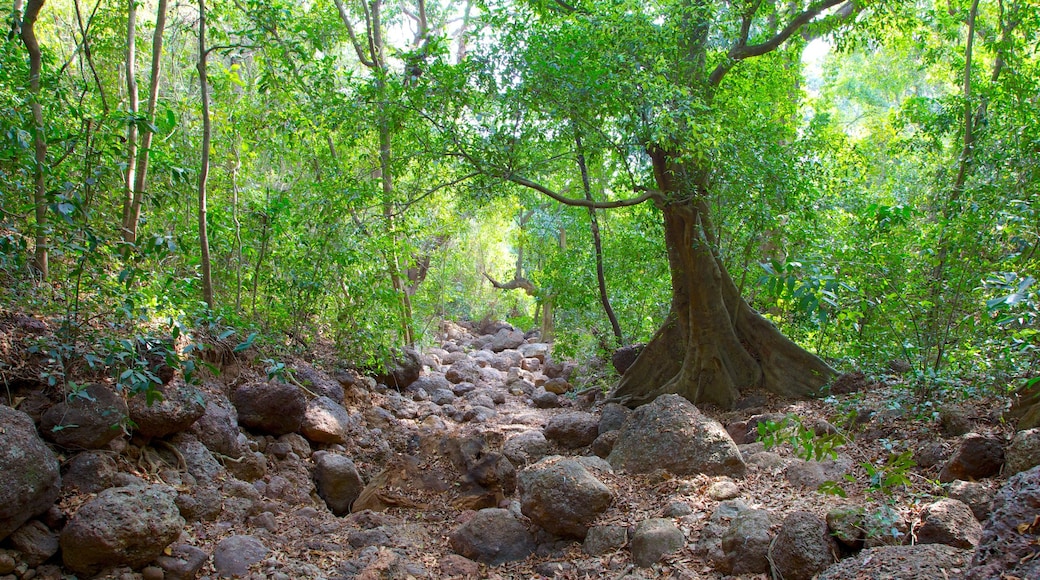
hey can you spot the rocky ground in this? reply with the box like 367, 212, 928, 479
1, 312, 1039, 580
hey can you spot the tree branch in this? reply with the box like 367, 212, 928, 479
483, 271, 537, 296
333, 0, 375, 67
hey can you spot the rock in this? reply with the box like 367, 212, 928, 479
598, 403, 631, 434
916, 498, 981, 549
7, 520, 59, 566
707, 479, 740, 500
831, 371, 869, 394
212, 535, 268, 578
155, 543, 209, 580
718, 509, 772, 575
518, 342, 550, 361
826, 506, 865, 549
938, 433, 1004, 482
301, 396, 352, 444
630, 518, 684, 567
445, 360, 482, 384
40, 383, 128, 449
607, 394, 746, 478
591, 430, 619, 459
519, 456, 613, 539
438, 554, 480, 577
947, 480, 996, 522
663, 501, 693, 517
785, 457, 852, 488
293, 363, 345, 403
914, 440, 948, 468
531, 387, 560, 408
62, 450, 122, 495
489, 328, 525, 352
141, 566, 164, 580
127, 380, 206, 438
542, 378, 571, 395
313, 453, 364, 516
818, 544, 971, 579
60, 484, 184, 576
939, 406, 973, 437
0, 406, 61, 541
491, 349, 523, 372
611, 344, 644, 375
504, 431, 549, 467
231, 381, 306, 436
584, 525, 628, 555
964, 465, 1040, 580
373, 347, 422, 389
189, 392, 241, 456
1005, 427, 1040, 475
448, 508, 535, 565
770, 511, 837, 580
430, 388, 455, 406
544, 412, 599, 449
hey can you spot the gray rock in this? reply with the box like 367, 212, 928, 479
293, 363, 344, 403
431, 388, 456, 406
706, 479, 740, 500
532, 387, 560, 408
607, 394, 745, 478
598, 403, 631, 434
591, 430, 619, 458
518, 342, 550, 361
60, 484, 184, 576
189, 391, 241, 456
40, 383, 128, 449
770, 511, 837, 580
662, 501, 693, 517
917, 498, 981, 549
544, 411, 599, 449
301, 396, 352, 444
313, 453, 364, 515
212, 534, 268, 578
446, 360, 482, 384
947, 479, 996, 522
964, 465, 1040, 580
938, 433, 1004, 482
519, 456, 613, 539
127, 380, 206, 438
785, 457, 852, 488
231, 381, 307, 436
491, 349, 523, 372
489, 328, 525, 352
0, 406, 61, 541
718, 509, 772, 575
584, 525, 628, 555
448, 508, 535, 565
61, 450, 118, 494
1005, 427, 1040, 475
374, 347, 422, 389
818, 544, 971, 580
630, 518, 684, 567
504, 431, 549, 467
155, 542, 209, 580
826, 506, 865, 549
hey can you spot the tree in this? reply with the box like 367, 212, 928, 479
197, 0, 214, 308
452, 0, 867, 408
18, 0, 47, 279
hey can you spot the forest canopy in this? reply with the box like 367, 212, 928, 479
1, 0, 1038, 408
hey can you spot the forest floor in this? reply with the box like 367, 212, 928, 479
2, 314, 1018, 579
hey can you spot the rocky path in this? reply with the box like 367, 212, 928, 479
2, 315, 1040, 579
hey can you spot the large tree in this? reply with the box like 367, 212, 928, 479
453, 0, 869, 408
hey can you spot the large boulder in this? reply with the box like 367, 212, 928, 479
448, 508, 535, 566
1004, 427, 1040, 475
231, 380, 306, 435
40, 383, 128, 449
543, 412, 599, 449
818, 544, 971, 580
60, 484, 184, 576
301, 396, 352, 444
519, 456, 613, 539
503, 431, 549, 468
946, 479, 996, 522
607, 394, 746, 477
489, 328, 525, 352
938, 433, 1004, 482
770, 511, 838, 580
917, 498, 982, 549
0, 406, 61, 541
293, 363, 344, 403
373, 347, 422, 389
445, 360, 482, 384
964, 465, 1040, 580
189, 390, 241, 456
313, 453, 364, 516
127, 380, 206, 438
717, 508, 772, 575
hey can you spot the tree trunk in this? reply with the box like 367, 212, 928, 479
122, 0, 138, 236
197, 0, 214, 309
612, 154, 834, 409
20, 0, 46, 279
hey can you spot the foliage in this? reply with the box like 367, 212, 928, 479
757, 414, 847, 462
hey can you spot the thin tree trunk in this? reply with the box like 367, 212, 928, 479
573, 122, 623, 345
231, 131, 243, 311
125, 0, 168, 246
197, 0, 214, 309
122, 0, 138, 236
20, 0, 47, 279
